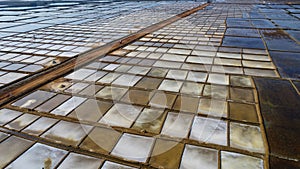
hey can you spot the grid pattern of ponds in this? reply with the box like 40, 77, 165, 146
0, 3, 273, 169
0, 1, 202, 88
0, 1, 299, 169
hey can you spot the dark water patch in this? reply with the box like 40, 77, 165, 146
267, 13, 296, 20
269, 51, 300, 79
261, 29, 300, 52
222, 36, 265, 49
251, 19, 276, 29
285, 30, 300, 42
270, 156, 300, 169
292, 80, 300, 93
272, 20, 300, 30
254, 78, 300, 159
225, 28, 260, 37
287, 9, 300, 13
248, 11, 265, 19
226, 18, 253, 28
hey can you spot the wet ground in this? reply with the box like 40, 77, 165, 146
0, 0, 299, 169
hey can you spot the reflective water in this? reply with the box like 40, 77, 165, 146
0, 109, 22, 125
12, 90, 56, 109
190, 116, 227, 146
6, 143, 67, 169
57, 153, 102, 169
0, 136, 33, 168
80, 127, 121, 154
101, 161, 137, 169
161, 112, 194, 138
221, 151, 264, 169
42, 121, 92, 146
230, 122, 265, 153
99, 103, 142, 128
111, 133, 155, 162
180, 145, 218, 169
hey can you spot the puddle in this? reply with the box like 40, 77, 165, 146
251, 19, 275, 29
180, 82, 203, 96
230, 87, 255, 103
214, 58, 242, 67
242, 54, 270, 61
121, 89, 153, 106
182, 63, 209, 72
65, 83, 89, 94
207, 74, 229, 85
230, 76, 253, 88
50, 96, 87, 116
254, 78, 300, 159
97, 73, 120, 84
99, 103, 142, 128
101, 161, 137, 169
103, 64, 120, 71
198, 98, 227, 117
128, 66, 151, 75
79, 85, 103, 96
35, 94, 71, 112
272, 20, 300, 30
85, 71, 107, 82
6, 143, 67, 169
217, 52, 241, 59
221, 151, 263, 169
285, 30, 300, 42
149, 139, 184, 169
180, 144, 218, 169
186, 71, 207, 82
69, 99, 112, 122
0, 136, 33, 168
173, 96, 199, 113
80, 127, 121, 154
153, 61, 182, 69
229, 102, 258, 123
186, 56, 213, 64
166, 70, 188, 80
222, 36, 265, 49
226, 18, 252, 28
20, 65, 44, 73
0, 132, 9, 142
111, 133, 155, 162
96, 86, 128, 100
161, 112, 194, 138
12, 90, 56, 109
112, 74, 142, 87
203, 85, 228, 99
135, 77, 162, 89
242, 60, 275, 69
57, 153, 102, 169
132, 108, 165, 134
226, 28, 260, 37
65, 68, 96, 81
23, 117, 58, 136
42, 121, 92, 146
5, 114, 39, 131
261, 30, 300, 52
230, 122, 265, 153
244, 68, 278, 77
158, 80, 183, 92
269, 51, 300, 79
161, 54, 187, 62
149, 91, 177, 109
190, 116, 227, 146
0, 109, 22, 125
